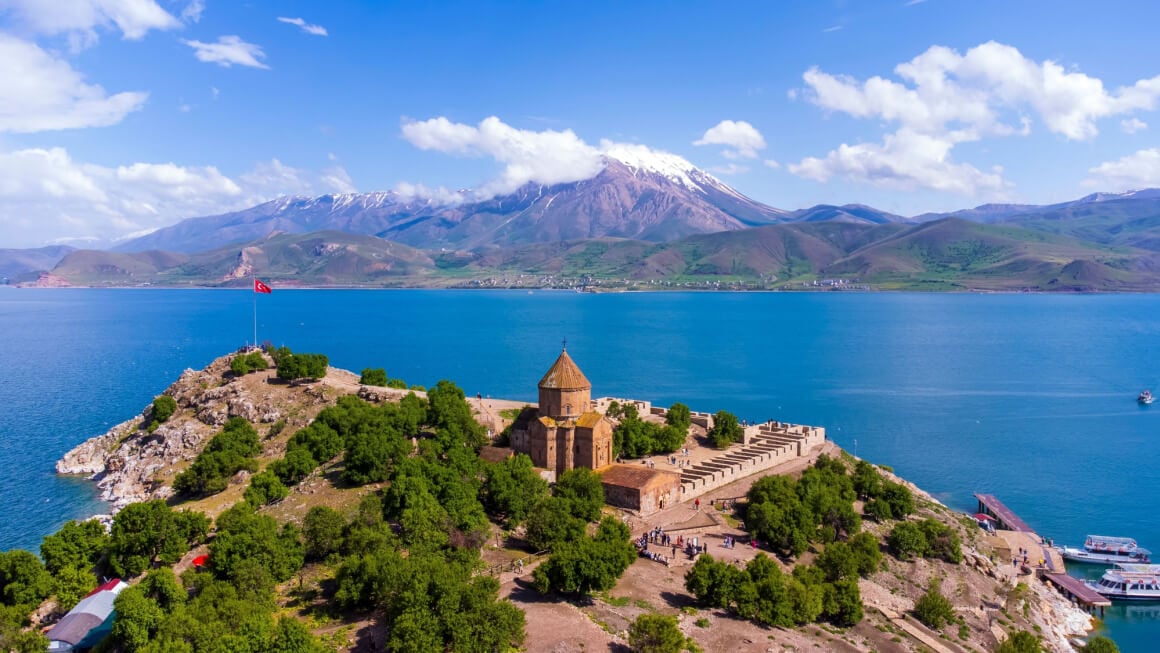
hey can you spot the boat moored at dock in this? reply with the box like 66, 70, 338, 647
1086, 563, 1160, 601
1057, 535, 1151, 565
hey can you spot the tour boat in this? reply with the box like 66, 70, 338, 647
1086, 564, 1160, 601
1140, 389, 1154, 405
1057, 535, 1151, 565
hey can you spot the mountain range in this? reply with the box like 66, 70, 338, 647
7, 151, 1160, 291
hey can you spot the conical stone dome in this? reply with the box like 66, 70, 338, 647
538, 349, 591, 391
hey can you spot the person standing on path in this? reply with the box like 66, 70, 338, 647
694, 498, 700, 511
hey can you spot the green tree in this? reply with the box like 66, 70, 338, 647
108, 501, 208, 577
271, 447, 318, 485
426, 380, 487, 449
209, 503, 304, 583
288, 422, 344, 464
823, 578, 864, 626
533, 517, 635, 595
816, 542, 858, 582
525, 497, 586, 551
303, 506, 346, 561
140, 568, 185, 611
887, 521, 929, 561
40, 518, 109, 575
172, 417, 262, 496
0, 550, 52, 607
110, 585, 164, 652
913, 578, 955, 629
342, 419, 410, 486
359, 367, 388, 386
553, 467, 605, 522
244, 470, 289, 507
1081, 636, 1120, 653
707, 411, 743, 449
628, 613, 690, 653
685, 555, 744, 609
918, 518, 963, 564
483, 454, 549, 525
51, 564, 96, 612
151, 395, 177, 424
665, 403, 691, 432
847, 531, 882, 576
269, 616, 327, 653
997, 631, 1043, 653
881, 481, 915, 518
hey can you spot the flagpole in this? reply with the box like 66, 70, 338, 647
252, 277, 257, 348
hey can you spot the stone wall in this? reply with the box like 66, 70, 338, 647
678, 420, 826, 500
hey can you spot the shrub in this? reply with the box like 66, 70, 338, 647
359, 368, 388, 386
243, 470, 289, 507
887, 521, 929, 561
914, 578, 955, 629
706, 411, 743, 449
151, 395, 177, 425
627, 613, 690, 653
173, 417, 261, 496
230, 351, 268, 376
997, 630, 1043, 653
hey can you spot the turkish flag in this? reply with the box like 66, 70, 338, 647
254, 279, 272, 294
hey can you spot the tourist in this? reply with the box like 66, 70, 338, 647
694, 498, 700, 511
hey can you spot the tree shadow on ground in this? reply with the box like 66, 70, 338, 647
659, 590, 696, 610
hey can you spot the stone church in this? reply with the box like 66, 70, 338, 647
510, 347, 614, 474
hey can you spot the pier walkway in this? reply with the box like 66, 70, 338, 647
975, 492, 1108, 614
1041, 572, 1111, 613
974, 494, 1034, 533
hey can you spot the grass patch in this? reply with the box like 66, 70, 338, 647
695, 617, 710, 628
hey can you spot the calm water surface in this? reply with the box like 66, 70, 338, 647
1, 288, 1157, 649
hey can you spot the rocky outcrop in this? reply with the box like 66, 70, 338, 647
56, 354, 287, 510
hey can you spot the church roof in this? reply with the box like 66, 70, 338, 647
538, 349, 591, 390
575, 411, 604, 428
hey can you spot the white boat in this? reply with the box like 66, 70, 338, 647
1086, 564, 1160, 601
1058, 535, 1151, 564
1140, 389, 1154, 405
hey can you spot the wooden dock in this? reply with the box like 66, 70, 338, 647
975, 492, 1110, 614
974, 493, 1034, 533
1041, 572, 1111, 614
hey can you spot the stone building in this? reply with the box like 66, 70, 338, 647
600, 465, 682, 516
510, 347, 614, 474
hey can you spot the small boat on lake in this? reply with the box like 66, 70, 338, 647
1140, 389, 1154, 405
1087, 563, 1160, 601
1058, 535, 1151, 565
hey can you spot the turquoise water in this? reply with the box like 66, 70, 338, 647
2, 287, 1158, 649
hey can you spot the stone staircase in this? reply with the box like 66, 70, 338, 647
678, 421, 826, 498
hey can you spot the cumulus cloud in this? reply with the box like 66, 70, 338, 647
277, 16, 328, 36
401, 116, 605, 196
0, 35, 148, 133
0, 148, 356, 247
693, 120, 767, 159
708, 163, 749, 175
792, 41, 1160, 195
1084, 149, 1160, 191
183, 35, 269, 69
1122, 118, 1148, 134
789, 128, 1011, 195
0, 0, 179, 44
181, 0, 204, 23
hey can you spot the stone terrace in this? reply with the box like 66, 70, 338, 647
677, 421, 826, 499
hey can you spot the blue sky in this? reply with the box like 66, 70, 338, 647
4, 0, 1160, 247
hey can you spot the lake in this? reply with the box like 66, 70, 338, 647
1, 287, 1157, 649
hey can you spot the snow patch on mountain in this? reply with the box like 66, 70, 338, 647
599, 142, 717, 192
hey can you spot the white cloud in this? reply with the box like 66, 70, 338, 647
0, 35, 148, 133
401, 116, 605, 196
822, 25, 843, 33
693, 119, 767, 159
0, 148, 357, 247
178, 104, 191, 113
791, 40, 1160, 195
708, 163, 749, 175
394, 182, 465, 205
182, 35, 269, 69
789, 128, 1011, 195
1121, 118, 1148, 134
210, 86, 220, 99
764, 159, 781, 170
1084, 149, 1160, 191
276, 16, 327, 36
180, 0, 204, 23
0, 0, 179, 43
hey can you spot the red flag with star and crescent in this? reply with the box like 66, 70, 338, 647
254, 279, 272, 294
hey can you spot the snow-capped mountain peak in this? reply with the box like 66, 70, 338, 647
600, 142, 717, 193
